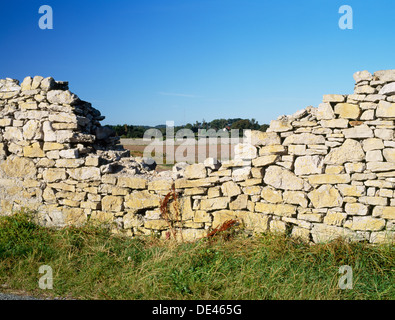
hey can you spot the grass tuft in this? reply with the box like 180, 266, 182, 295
0, 211, 393, 300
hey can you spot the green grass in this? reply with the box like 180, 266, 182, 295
0, 211, 394, 300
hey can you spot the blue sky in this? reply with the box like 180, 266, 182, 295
1, 0, 394, 126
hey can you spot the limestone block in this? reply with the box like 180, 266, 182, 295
148, 179, 173, 191
221, 180, 241, 197
319, 119, 349, 128
343, 124, 374, 139
23, 142, 45, 158
47, 90, 79, 105
311, 223, 360, 243
251, 155, 279, 167
20, 76, 32, 91
345, 203, 368, 216
255, 203, 296, 217
283, 191, 308, 207
283, 133, 325, 145
258, 145, 286, 156
354, 85, 375, 94
175, 177, 218, 189
144, 220, 168, 230
4, 127, 23, 142
200, 197, 229, 211
324, 211, 347, 226
102, 196, 124, 212
337, 184, 365, 197
294, 155, 324, 176
366, 162, 395, 172
117, 176, 147, 189
378, 82, 395, 95
366, 150, 383, 162
211, 210, 238, 229
383, 148, 395, 162
232, 166, 251, 181
67, 167, 101, 181
308, 174, 350, 185
374, 129, 393, 140
125, 191, 160, 210
308, 185, 342, 208
334, 103, 361, 119
344, 217, 386, 231
376, 100, 395, 118
324, 139, 365, 165
183, 163, 207, 179
268, 119, 293, 132
372, 206, 395, 220
322, 94, 345, 103
234, 143, 257, 160
353, 70, 372, 83
370, 231, 395, 244
0, 156, 37, 178
55, 158, 85, 168
358, 196, 388, 206
244, 130, 281, 146
264, 165, 310, 191
0, 118, 12, 127
316, 103, 335, 120
229, 194, 248, 210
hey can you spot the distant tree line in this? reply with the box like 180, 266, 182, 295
108, 118, 269, 139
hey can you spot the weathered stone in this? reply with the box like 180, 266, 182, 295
67, 167, 101, 181
383, 148, 395, 162
308, 185, 342, 208
344, 217, 386, 231
211, 210, 238, 229
283, 191, 308, 207
376, 100, 395, 118
316, 103, 335, 120
268, 119, 293, 132
264, 165, 310, 191
221, 181, 241, 197
258, 145, 286, 155
261, 187, 282, 203
366, 162, 395, 172
234, 143, 257, 160
184, 163, 207, 179
345, 203, 368, 216
244, 130, 281, 146
125, 191, 160, 210
102, 196, 123, 212
232, 166, 251, 181
324, 211, 347, 226
319, 119, 349, 128
322, 94, 345, 103
311, 223, 359, 243
0, 156, 37, 178
47, 90, 79, 105
308, 174, 350, 185
4, 127, 23, 142
255, 203, 296, 217
200, 197, 229, 211
354, 85, 375, 95
283, 133, 325, 145
229, 194, 248, 210
324, 139, 365, 165
294, 155, 324, 176
23, 143, 45, 158
353, 70, 373, 83
251, 155, 279, 167
334, 103, 361, 119
117, 176, 147, 189
372, 206, 395, 220
148, 179, 173, 191
337, 184, 365, 197
42, 168, 66, 183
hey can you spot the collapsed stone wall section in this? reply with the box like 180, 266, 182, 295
0, 71, 395, 244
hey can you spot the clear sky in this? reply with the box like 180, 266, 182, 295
1, 0, 394, 126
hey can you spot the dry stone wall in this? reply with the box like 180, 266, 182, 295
1, 71, 395, 244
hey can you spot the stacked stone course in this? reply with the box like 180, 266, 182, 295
0, 71, 394, 244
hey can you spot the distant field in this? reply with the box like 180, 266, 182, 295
121, 139, 237, 171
